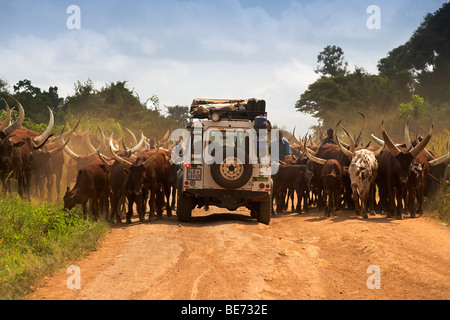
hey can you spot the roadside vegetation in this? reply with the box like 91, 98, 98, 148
0, 195, 109, 300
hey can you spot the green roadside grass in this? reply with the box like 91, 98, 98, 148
0, 195, 110, 300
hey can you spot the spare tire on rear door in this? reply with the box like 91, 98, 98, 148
210, 147, 253, 189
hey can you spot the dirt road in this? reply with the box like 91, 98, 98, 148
28, 206, 449, 300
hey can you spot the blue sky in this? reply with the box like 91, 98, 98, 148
0, 0, 447, 134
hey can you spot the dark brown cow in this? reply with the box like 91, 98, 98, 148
271, 164, 310, 215
110, 146, 172, 223
63, 161, 110, 220
0, 97, 55, 200
375, 122, 432, 219
303, 143, 342, 217
404, 160, 424, 218
321, 159, 342, 217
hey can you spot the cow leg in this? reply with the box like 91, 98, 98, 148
47, 174, 54, 202
55, 171, 62, 200
156, 188, 165, 219
126, 193, 135, 224
170, 185, 176, 210
137, 191, 147, 222
352, 189, 360, 216
416, 184, 424, 217
91, 196, 99, 221
148, 189, 156, 220
303, 189, 309, 212
395, 186, 404, 220
164, 184, 172, 217
331, 191, 336, 216
111, 191, 122, 223
82, 202, 88, 219
323, 191, 329, 217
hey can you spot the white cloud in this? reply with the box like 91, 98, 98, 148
0, 0, 446, 135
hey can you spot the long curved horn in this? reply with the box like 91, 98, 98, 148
58, 126, 80, 161
303, 138, 327, 165
371, 134, 385, 146
428, 144, 450, 166
48, 137, 71, 156
2, 95, 25, 136
292, 127, 317, 155
97, 150, 112, 169
354, 112, 367, 146
109, 134, 132, 169
404, 117, 413, 149
335, 126, 354, 160
90, 126, 106, 156
0, 99, 11, 131
409, 125, 433, 158
122, 138, 129, 153
109, 132, 119, 153
84, 125, 96, 154
143, 147, 161, 168
34, 106, 54, 145
130, 131, 145, 154
332, 119, 350, 149
381, 121, 401, 157
123, 127, 137, 146
157, 129, 170, 147
339, 125, 355, 153
404, 118, 436, 161
53, 115, 83, 141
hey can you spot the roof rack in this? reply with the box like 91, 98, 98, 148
190, 98, 266, 121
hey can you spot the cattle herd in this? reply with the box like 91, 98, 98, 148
274, 114, 450, 220
0, 96, 449, 223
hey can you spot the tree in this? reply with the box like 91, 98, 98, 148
12, 79, 60, 124
166, 105, 190, 128
378, 2, 450, 104
315, 45, 348, 77
398, 94, 426, 121
295, 68, 403, 138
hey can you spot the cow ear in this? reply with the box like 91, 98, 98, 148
343, 166, 349, 173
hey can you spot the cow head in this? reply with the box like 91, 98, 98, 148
381, 121, 432, 184
63, 186, 78, 210
110, 145, 161, 196
0, 137, 25, 169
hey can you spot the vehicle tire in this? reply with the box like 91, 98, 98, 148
256, 197, 271, 225
177, 191, 192, 222
210, 147, 253, 189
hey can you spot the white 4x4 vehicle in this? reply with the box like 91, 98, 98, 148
176, 98, 273, 225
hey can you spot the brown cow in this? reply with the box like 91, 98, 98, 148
271, 164, 311, 215
63, 161, 110, 220
303, 142, 342, 217
110, 146, 172, 223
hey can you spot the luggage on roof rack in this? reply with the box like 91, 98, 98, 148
190, 98, 266, 121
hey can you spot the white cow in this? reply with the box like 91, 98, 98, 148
334, 126, 383, 218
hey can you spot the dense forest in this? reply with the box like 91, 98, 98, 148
295, 2, 450, 143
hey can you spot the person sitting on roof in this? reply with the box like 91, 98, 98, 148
321, 128, 336, 145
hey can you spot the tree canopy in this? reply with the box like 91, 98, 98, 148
296, 3, 450, 140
